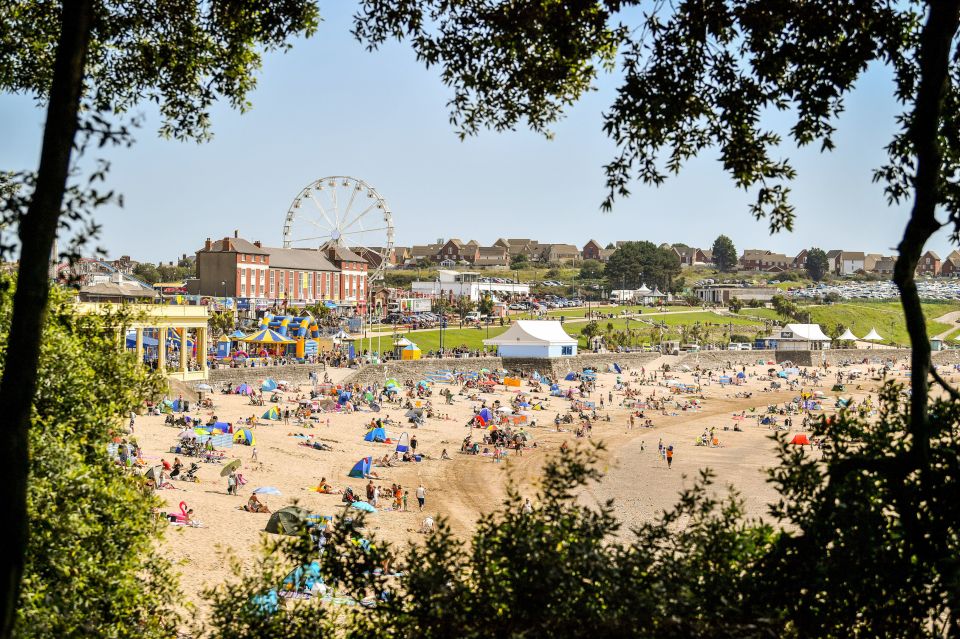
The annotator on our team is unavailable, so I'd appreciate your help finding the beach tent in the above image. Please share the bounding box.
[262,406,281,420]
[863,327,884,341]
[280,560,323,597]
[234,428,255,446]
[478,407,493,423]
[736,371,746,379]
[838,328,860,341]
[347,456,373,478]
[790,433,811,446]
[401,343,422,360]
[565,372,577,381]
[395,432,410,453]
[261,378,278,391]
[234,383,255,396]
[718,376,732,385]
[363,427,388,443]
[265,506,312,535]
[230,330,247,339]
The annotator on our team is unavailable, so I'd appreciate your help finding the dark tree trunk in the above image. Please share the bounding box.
[892,0,960,454]
[0,1,94,636]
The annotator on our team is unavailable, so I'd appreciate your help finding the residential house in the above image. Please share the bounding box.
[539,243,581,263]
[473,246,510,268]
[582,239,603,261]
[916,250,941,276]
[863,253,884,273]
[941,250,960,277]
[874,257,897,275]
[740,250,791,271]
[410,244,442,264]
[838,251,866,275]
[740,250,772,270]
[825,250,842,274]
[793,249,808,270]
[437,238,467,262]
[675,246,710,268]
[598,248,617,262]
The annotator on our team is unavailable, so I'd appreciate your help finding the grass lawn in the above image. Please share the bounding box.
[740,301,960,345]
[358,326,511,353]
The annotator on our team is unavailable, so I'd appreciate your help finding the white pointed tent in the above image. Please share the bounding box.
[862,328,884,341]
[838,328,859,341]
[637,283,652,294]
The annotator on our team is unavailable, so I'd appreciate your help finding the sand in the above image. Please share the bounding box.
[130,358,901,607]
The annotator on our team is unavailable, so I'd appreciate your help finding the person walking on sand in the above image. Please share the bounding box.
[666,446,674,469]
[416,483,427,511]
[251,446,258,462]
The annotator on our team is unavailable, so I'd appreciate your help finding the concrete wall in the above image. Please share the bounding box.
[342,357,505,387]
[675,350,776,368]
[207,363,322,386]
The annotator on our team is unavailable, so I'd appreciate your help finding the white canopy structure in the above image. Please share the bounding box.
[783,324,832,341]
[637,283,652,295]
[862,327,884,341]
[776,323,833,351]
[331,329,351,341]
[393,337,413,347]
[483,320,577,358]
[837,328,860,341]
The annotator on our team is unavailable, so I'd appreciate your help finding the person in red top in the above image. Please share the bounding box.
[666,447,674,469]
[161,458,172,471]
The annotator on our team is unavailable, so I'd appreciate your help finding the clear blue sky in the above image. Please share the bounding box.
[1,2,955,263]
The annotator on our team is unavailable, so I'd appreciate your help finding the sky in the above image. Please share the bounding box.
[2,2,956,264]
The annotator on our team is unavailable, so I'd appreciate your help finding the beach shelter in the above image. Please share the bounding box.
[347,456,373,478]
[565,372,577,381]
[262,406,281,420]
[838,328,860,341]
[478,407,493,423]
[234,383,254,396]
[234,428,256,446]
[736,371,746,379]
[265,506,312,535]
[395,432,410,453]
[401,343,422,360]
[242,328,296,346]
[261,378,278,391]
[790,433,811,446]
[363,427,388,443]
[863,327,883,342]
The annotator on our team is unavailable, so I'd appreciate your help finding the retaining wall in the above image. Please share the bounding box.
[206,363,324,386]
[342,357,504,386]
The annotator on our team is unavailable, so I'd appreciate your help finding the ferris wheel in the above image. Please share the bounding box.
[282,176,395,281]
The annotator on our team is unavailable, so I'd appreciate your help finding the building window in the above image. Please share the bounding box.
[561,346,573,355]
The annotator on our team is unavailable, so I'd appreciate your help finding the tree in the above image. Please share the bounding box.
[604,241,680,291]
[509,253,528,269]
[771,294,799,322]
[477,294,495,317]
[454,298,475,319]
[0,2,319,632]
[578,259,604,280]
[711,235,737,273]
[3,279,177,637]
[132,263,161,284]
[806,248,831,282]
[209,312,235,339]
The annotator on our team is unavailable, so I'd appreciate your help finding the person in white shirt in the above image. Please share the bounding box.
[416,484,427,511]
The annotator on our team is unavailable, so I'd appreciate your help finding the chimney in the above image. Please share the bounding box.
[253,240,262,248]
[234,229,239,238]
[204,238,212,251]
[223,237,231,251]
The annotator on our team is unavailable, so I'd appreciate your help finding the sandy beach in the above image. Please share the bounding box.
[131,357,902,607]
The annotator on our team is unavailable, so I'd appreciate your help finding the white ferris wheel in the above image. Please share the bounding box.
[282,176,395,281]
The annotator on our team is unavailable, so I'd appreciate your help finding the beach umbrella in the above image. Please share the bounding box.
[254,486,282,496]
[220,459,242,477]
[179,430,198,440]
[196,383,213,391]
[351,501,376,513]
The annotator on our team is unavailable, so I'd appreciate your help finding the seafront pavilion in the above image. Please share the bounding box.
[74,302,211,382]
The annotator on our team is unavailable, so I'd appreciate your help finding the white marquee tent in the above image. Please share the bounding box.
[838,328,860,341]
[862,328,884,341]
[484,320,577,358]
